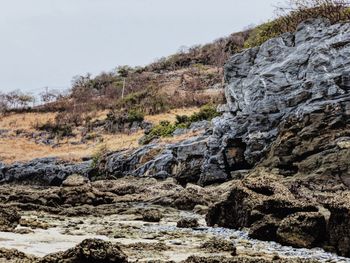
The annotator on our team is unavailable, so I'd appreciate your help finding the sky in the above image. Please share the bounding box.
[0,0,280,95]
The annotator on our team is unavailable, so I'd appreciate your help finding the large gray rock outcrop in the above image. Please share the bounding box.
[102,136,208,185]
[0,158,92,186]
[201,18,350,184]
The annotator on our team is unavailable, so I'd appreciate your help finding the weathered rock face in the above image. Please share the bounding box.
[101,136,209,185]
[263,104,350,188]
[326,194,350,257]
[206,171,325,248]
[0,206,21,232]
[202,18,350,184]
[2,19,350,188]
[59,175,114,206]
[39,239,128,263]
[0,158,92,186]
[276,212,327,248]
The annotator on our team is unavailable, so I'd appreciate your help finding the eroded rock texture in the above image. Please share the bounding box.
[202,18,350,185]
[39,239,128,263]
[206,171,326,248]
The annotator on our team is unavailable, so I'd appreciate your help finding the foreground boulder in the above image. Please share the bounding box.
[326,194,350,257]
[276,212,327,248]
[0,247,36,263]
[40,239,128,263]
[59,175,114,206]
[0,206,21,232]
[206,171,324,248]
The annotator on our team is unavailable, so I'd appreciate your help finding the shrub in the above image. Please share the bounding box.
[104,109,144,133]
[34,121,73,139]
[245,0,350,48]
[127,110,144,123]
[189,104,220,123]
[116,88,169,115]
[140,104,220,145]
[91,144,108,169]
[175,115,190,125]
[244,21,282,48]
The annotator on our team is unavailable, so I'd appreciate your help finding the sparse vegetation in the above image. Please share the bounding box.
[34,121,73,139]
[245,0,350,48]
[91,144,109,169]
[140,104,220,145]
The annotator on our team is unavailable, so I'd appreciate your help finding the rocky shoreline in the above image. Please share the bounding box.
[0,174,348,262]
[1,18,350,261]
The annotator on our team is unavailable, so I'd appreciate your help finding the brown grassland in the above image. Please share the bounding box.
[0,108,199,164]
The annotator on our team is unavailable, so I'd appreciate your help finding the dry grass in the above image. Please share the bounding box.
[0,112,56,131]
[0,131,144,164]
[0,107,200,164]
[145,107,199,124]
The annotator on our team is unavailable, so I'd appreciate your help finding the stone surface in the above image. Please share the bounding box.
[39,239,128,263]
[0,158,92,186]
[201,18,350,184]
[177,217,199,228]
[0,206,21,232]
[206,171,321,246]
[276,212,327,248]
[142,209,162,222]
[326,194,350,257]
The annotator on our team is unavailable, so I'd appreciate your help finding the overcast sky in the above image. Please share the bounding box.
[0,0,280,95]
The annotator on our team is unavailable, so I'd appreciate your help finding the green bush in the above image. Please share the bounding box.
[127,110,144,123]
[140,104,220,145]
[189,104,220,122]
[244,21,282,48]
[35,121,73,139]
[175,115,190,125]
[91,144,108,169]
[140,121,176,145]
[244,0,350,48]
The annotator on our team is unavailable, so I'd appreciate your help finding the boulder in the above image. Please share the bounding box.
[0,207,21,232]
[60,175,113,206]
[0,158,92,186]
[206,172,320,246]
[276,212,327,248]
[201,238,236,254]
[327,195,350,257]
[177,217,199,228]
[39,239,128,263]
[172,184,209,211]
[142,209,162,222]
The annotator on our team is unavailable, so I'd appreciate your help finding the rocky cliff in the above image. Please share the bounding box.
[2,18,350,188]
[202,18,350,185]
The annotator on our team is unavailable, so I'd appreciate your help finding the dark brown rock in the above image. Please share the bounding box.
[0,206,21,232]
[39,239,128,263]
[206,172,321,247]
[327,198,350,257]
[249,215,280,242]
[142,209,162,222]
[177,218,199,228]
[276,212,327,248]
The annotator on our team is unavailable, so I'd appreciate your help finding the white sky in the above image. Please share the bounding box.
[0,0,280,95]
